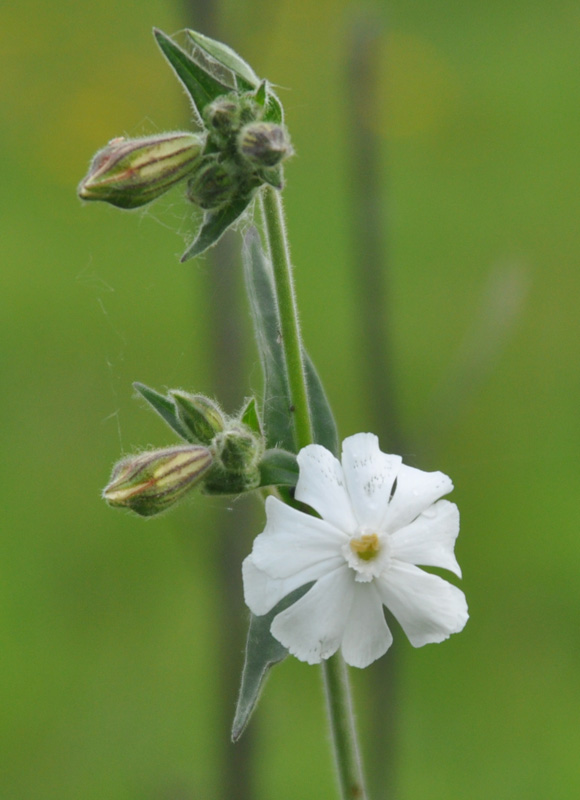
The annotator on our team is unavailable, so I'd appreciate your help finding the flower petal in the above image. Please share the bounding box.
[381,463,453,533]
[242,554,342,616]
[340,582,393,668]
[295,444,358,534]
[388,500,462,577]
[376,562,468,647]
[270,566,354,664]
[341,433,402,530]
[252,496,346,578]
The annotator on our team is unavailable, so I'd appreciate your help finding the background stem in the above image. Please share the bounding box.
[345,14,401,799]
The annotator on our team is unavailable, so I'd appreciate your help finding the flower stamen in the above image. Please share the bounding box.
[350,533,380,562]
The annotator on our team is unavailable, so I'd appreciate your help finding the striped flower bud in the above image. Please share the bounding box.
[78,132,204,209]
[103,445,213,517]
[238,122,292,168]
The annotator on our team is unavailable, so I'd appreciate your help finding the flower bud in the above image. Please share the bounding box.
[103,445,213,517]
[203,425,264,495]
[78,132,204,209]
[204,97,240,137]
[238,122,292,168]
[170,391,225,445]
[186,157,236,209]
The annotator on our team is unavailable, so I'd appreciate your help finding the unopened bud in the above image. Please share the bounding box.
[204,97,240,137]
[203,425,264,495]
[170,391,225,445]
[103,445,213,516]
[186,157,235,209]
[78,132,204,209]
[238,122,292,168]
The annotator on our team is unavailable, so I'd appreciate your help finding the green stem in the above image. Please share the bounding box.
[260,185,368,800]
[323,654,368,800]
[260,186,314,451]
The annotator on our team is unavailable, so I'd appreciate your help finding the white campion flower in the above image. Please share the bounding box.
[243,433,468,668]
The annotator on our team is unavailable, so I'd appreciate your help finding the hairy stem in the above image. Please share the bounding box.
[323,654,368,800]
[260,185,368,800]
[260,186,314,451]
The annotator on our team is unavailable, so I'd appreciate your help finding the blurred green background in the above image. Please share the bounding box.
[2,1,579,798]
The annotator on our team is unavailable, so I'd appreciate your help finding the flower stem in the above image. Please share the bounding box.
[260,185,368,800]
[322,654,368,800]
[260,186,314,451]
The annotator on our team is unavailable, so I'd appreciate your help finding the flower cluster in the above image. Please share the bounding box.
[243,433,468,668]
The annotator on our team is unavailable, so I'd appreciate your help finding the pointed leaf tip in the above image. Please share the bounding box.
[186,29,260,90]
[133,382,191,441]
[153,28,231,122]
[232,583,312,741]
[181,194,252,261]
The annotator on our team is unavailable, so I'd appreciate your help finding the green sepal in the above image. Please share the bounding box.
[239,396,262,436]
[201,466,261,495]
[304,353,339,456]
[181,193,253,261]
[132,382,191,442]
[258,448,298,488]
[265,92,284,125]
[242,227,294,451]
[153,28,232,123]
[253,80,284,125]
[232,583,313,741]
[171,391,225,445]
[255,164,284,190]
[254,81,267,107]
[186,29,259,91]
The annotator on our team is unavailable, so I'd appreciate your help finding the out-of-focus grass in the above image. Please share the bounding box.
[1,1,579,798]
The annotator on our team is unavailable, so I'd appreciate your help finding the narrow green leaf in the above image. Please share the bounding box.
[181,194,252,261]
[232,583,313,741]
[258,448,298,488]
[304,353,339,456]
[186,29,260,90]
[242,228,294,451]
[239,396,262,436]
[153,28,231,122]
[132,382,191,441]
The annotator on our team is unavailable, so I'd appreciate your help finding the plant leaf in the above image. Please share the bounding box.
[232,583,312,741]
[186,29,259,90]
[242,228,294,451]
[181,194,252,261]
[304,352,339,456]
[132,382,191,441]
[263,89,284,124]
[154,28,231,123]
[239,396,262,435]
[258,448,298,488]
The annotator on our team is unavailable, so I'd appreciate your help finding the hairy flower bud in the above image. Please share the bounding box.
[238,122,292,168]
[204,97,240,137]
[103,445,213,516]
[170,391,225,445]
[186,157,235,209]
[202,425,264,495]
[78,132,204,209]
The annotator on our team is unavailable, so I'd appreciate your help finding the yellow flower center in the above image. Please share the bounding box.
[349,533,380,562]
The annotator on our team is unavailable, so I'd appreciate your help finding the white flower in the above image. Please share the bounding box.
[243,433,468,668]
